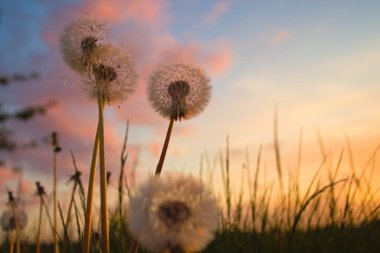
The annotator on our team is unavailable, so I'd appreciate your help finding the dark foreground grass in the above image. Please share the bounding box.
[2,220,380,253]
[206,220,380,253]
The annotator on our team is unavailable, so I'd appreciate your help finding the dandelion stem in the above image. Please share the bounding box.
[129,119,175,253]
[98,95,110,253]
[10,202,20,253]
[9,230,15,253]
[82,120,100,253]
[53,150,59,253]
[36,196,43,253]
[155,118,175,175]
[16,230,20,253]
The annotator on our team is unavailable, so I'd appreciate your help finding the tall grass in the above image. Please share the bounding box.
[1,119,380,253]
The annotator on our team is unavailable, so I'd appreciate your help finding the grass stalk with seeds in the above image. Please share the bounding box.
[51,132,61,253]
[35,182,45,253]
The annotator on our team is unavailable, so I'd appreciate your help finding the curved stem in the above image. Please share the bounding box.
[64,182,77,244]
[129,118,175,253]
[82,122,100,253]
[98,95,109,253]
[155,118,175,175]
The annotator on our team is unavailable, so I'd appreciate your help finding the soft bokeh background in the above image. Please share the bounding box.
[1,0,380,240]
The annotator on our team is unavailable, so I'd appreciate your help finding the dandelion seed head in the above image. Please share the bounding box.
[60,18,108,73]
[148,64,211,121]
[158,200,191,227]
[127,173,219,252]
[83,44,137,104]
[1,209,28,231]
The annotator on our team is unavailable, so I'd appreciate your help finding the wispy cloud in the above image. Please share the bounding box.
[1,0,233,191]
[87,0,170,25]
[269,29,291,45]
[203,1,229,24]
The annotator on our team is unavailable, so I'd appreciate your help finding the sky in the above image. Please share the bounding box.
[0,0,380,239]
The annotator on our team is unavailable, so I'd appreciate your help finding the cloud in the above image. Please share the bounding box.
[201,41,233,75]
[87,0,169,25]
[269,29,291,45]
[204,1,229,24]
[0,166,19,192]
[0,0,234,221]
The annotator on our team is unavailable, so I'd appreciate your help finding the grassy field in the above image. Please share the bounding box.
[1,126,380,253]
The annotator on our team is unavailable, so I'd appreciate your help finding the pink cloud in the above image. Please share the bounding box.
[175,125,196,137]
[2,0,234,211]
[88,0,169,24]
[150,36,233,75]
[269,29,291,45]
[204,1,229,24]
[0,166,18,192]
[149,142,162,157]
[201,41,233,75]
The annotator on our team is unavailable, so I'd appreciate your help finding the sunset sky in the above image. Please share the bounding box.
[1,0,380,236]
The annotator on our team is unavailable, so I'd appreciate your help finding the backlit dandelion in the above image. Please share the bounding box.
[128,173,219,253]
[60,17,137,253]
[81,43,136,253]
[144,63,212,179]
[148,63,211,121]
[83,44,137,104]
[60,18,108,73]
[0,209,28,231]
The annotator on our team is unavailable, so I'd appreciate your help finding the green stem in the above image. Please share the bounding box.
[98,95,109,253]
[82,122,100,253]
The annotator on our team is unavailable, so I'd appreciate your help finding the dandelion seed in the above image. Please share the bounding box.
[60,18,108,73]
[83,44,137,104]
[127,173,219,253]
[148,64,211,121]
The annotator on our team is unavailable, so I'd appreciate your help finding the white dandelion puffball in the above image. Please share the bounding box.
[127,173,219,253]
[83,44,137,104]
[148,64,211,121]
[60,18,109,73]
[1,209,28,231]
